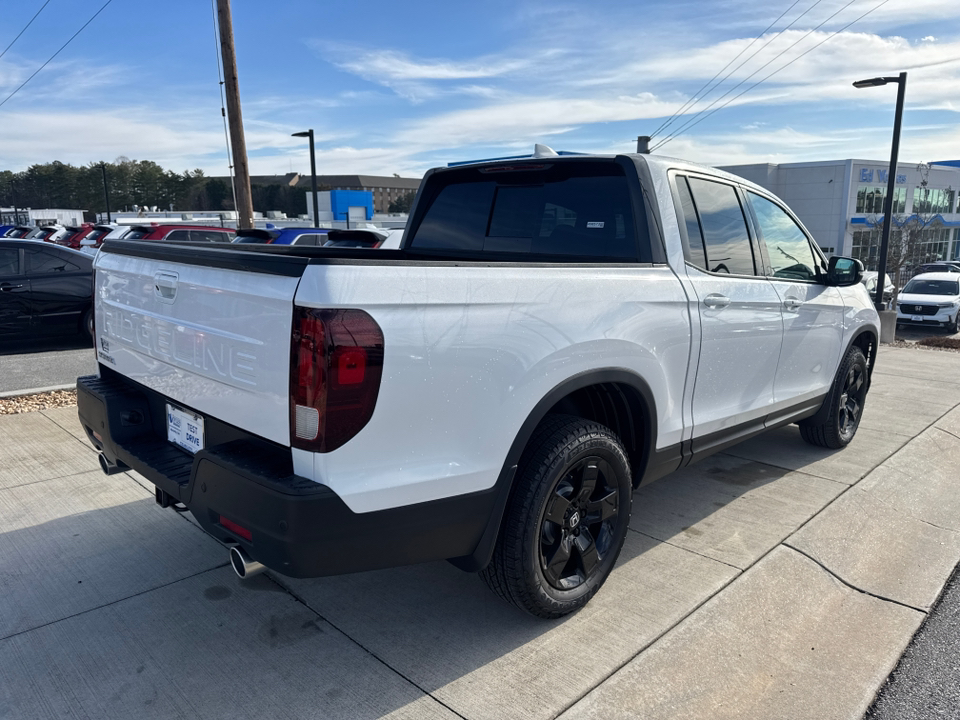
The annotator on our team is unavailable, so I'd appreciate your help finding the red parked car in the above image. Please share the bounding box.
[123,224,236,243]
[57,223,97,249]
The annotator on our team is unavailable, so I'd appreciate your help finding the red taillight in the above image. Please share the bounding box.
[219,516,252,541]
[290,308,384,452]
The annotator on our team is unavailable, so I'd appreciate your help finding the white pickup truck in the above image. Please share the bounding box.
[78,149,879,618]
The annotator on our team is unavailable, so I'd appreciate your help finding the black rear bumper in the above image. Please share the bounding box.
[77,368,496,578]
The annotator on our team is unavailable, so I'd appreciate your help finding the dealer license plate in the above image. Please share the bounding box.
[911,315,924,322]
[166,404,204,454]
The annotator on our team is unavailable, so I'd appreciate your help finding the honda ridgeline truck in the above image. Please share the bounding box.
[78,149,879,618]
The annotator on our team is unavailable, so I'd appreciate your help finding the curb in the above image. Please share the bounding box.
[0,383,77,399]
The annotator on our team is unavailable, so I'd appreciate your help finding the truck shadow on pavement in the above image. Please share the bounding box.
[1,429,858,720]
[0,333,91,356]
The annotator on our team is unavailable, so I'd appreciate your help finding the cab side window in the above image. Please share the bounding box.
[748,192,819,281]
[686,177,756,275]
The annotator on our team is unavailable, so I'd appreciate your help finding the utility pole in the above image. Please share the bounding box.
[216,0,255,229]
[100,163,112,223]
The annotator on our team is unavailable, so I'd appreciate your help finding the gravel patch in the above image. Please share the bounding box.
[0,389,78,415]
[888,339,960,353]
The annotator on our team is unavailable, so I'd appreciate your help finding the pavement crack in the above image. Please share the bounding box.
[628,527,745,571]
[934,425,960,444]
[782,543,927,615]
[264,574,470,720]
[0,563,228,643]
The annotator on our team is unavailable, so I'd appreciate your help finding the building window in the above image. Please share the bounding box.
[855,186,906,214]
[913,187,955,215]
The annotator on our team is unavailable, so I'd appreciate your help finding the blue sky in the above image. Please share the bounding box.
[0,0,958,178]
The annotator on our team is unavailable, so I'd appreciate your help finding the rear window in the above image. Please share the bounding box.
[124,229,149,240]
[409,162,642,260]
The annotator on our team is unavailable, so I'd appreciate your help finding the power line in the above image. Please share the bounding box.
[650,0,817,140]
[652,0,859,151]
[651,0,892,152]
[0,0,114,111]
[0,0,51,61]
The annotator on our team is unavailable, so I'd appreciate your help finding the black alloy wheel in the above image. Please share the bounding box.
[799,345,869,449]
[479,414,632,618]
[539,457,619,591]
[837,363,866,443]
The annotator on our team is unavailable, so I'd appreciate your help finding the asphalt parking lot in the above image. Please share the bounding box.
[0,335,95,395]
[2,345,960,719]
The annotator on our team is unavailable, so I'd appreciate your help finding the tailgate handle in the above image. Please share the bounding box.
[154,272,179,302]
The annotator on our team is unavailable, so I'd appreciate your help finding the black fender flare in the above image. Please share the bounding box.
[449,368,660,572]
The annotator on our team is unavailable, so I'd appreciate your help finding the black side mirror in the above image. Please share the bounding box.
[826,256,863,287]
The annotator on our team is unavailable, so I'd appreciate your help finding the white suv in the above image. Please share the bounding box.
[897,272,960,333]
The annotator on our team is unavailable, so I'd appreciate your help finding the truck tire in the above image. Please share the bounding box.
[479,414,632,618]
[80,308,94,345]
[799,345,868,449]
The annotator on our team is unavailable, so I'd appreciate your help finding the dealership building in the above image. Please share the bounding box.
[718,159,960,269]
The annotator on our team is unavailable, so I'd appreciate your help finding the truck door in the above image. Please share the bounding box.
[674,175,784,446]
[745,191,843,410]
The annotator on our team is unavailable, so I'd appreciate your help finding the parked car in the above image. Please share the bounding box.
[79,149,879,618]
[0,225,15,237]
[6,226,38,239]
[860,271,894,306]
[0,239,93,340]
[124,224,236,243]
[232,227,331,245]
[918,262,960,274]
[896,272,960,332]
[32,225,69,244]
[57,223,98,249]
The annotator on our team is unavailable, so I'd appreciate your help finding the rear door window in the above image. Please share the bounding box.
[675,176,707,271]
[165,230,190,242]
[686,177,756,276]
[0,248,19,276]
[193,230,232,242]
[26,249,80,274]
[410,162,640,260]
[292,234,321,246]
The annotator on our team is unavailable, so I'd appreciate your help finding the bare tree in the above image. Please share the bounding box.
[863,163,954,303]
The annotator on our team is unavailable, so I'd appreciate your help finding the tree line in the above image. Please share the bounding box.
[0,159,314,220]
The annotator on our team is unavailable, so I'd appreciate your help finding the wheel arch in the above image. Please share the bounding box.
[449,368,658,573]
[847,326,878,381]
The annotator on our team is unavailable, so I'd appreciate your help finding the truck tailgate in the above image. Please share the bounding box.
[93,247,303,446]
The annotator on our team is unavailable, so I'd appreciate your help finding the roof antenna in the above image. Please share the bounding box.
[533,143,559,158]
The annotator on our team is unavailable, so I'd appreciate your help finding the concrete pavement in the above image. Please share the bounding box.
[2,346,960,719]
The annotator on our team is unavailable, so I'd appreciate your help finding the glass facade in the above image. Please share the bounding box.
[913,187,955,215]
[855,186,906,214]
[851,227,952,272]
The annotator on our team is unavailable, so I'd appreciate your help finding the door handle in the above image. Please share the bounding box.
[0,283,23,292]
[702,294,730,309]
[782,297,803,311]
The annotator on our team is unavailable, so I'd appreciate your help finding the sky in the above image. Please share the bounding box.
[0,0,958,179]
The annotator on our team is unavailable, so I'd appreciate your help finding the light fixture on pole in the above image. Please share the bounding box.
[853,72,906,312]
[292,130,319,226]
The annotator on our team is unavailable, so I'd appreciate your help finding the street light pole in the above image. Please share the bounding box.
[100,162,112,223]
[292,130,319,225]
[853,72,907,312]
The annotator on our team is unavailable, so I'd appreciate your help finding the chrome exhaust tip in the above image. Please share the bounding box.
[229,545,265,580]
[98,453,126,475]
